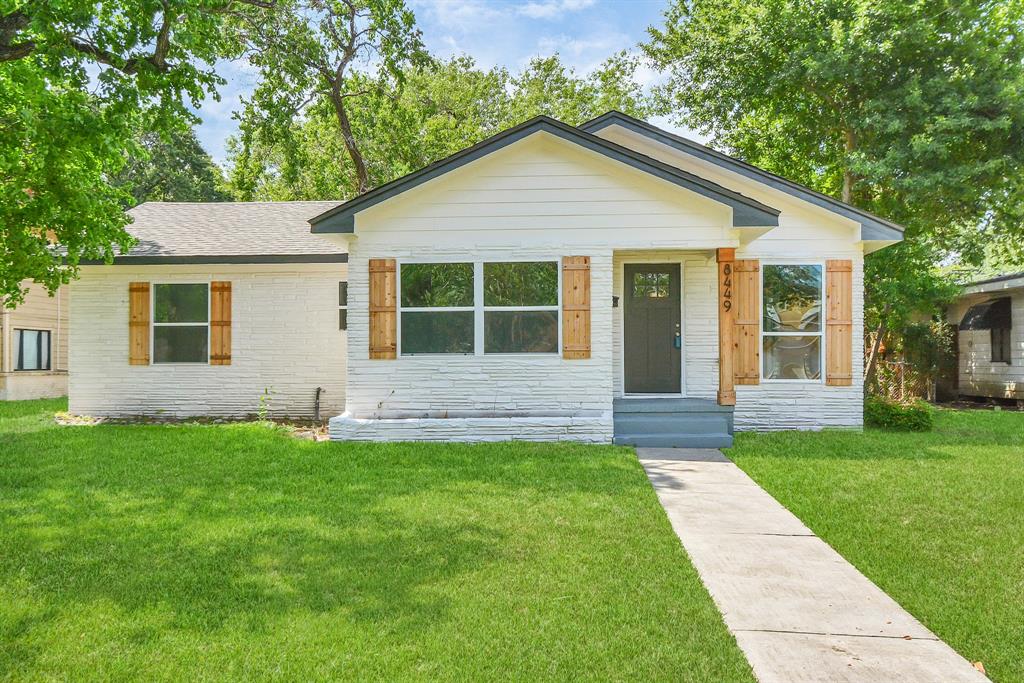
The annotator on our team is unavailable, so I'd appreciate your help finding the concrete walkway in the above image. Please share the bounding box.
[638,448,989,683]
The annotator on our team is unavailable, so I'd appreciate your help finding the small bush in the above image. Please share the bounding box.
[865,396,935,431]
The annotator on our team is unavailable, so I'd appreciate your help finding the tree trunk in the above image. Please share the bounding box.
[842,128,857,204]
[864,303,891,389]
[328,88,369,194]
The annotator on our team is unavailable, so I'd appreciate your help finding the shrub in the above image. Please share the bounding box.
[864,396,934,431]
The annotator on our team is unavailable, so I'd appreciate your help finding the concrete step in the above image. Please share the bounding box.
[614,413,732,436]
[613,397,733,414]
[614,433,734,448]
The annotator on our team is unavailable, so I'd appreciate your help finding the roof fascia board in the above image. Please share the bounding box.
[79,254,348,265]
[309,117,780,233]
[581,112,905,243]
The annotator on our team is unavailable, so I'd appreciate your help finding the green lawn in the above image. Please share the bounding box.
[0,399,753,682]
[729,409,1024,683]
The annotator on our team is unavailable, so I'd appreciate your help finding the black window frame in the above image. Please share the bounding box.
[991,326,1012,364]
[15,329,52,371]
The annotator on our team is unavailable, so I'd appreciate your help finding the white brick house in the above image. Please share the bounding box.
[69,112,904,446]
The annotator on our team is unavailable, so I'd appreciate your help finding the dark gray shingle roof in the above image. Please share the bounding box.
[111,201,346,263]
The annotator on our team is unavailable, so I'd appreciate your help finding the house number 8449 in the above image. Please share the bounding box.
[721,263,733,311]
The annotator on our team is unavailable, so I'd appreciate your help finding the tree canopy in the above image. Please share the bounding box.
[0,0,266,305]
[113,127,230,206]
[645,0,1024,374]
[227,52,652,200]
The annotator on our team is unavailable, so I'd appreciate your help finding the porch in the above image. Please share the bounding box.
[611,248,743,447]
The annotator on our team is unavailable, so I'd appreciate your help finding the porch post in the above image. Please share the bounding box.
[717,248,736,406]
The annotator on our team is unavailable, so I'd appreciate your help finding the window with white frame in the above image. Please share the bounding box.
[762,264,823,380]
[152,283,209,363]
[339,282,348,330]
[398,261,560,355]
[15,329,51,371]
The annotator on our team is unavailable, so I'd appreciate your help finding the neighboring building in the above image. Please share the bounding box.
[948,272,1022,402]
[69,112,904,446]
[0,282,69,400]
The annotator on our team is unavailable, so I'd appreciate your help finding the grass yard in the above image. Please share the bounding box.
[0,399,753,682]
[729,409,1024,683]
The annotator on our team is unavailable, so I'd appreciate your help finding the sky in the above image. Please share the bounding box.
[194,0,696,165]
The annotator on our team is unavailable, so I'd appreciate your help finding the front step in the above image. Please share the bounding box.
[613,397,734,449]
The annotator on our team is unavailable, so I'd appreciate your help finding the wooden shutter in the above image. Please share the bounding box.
[562,256,591,359]
[826,259,854,386]
[128,282,150,365]
[734,259,760,385]
[369,259,397,359]
[210,281,232,365]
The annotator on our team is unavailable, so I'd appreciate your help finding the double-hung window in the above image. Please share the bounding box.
[15,329,51,371]
[483,262,559,353]
[762,264,823,381]
[400,263,476,354]
[339,282,348,330]
[398,260,560,355]
[152,283,209,363]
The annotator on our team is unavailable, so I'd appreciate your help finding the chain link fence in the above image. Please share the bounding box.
[870,360,935,402]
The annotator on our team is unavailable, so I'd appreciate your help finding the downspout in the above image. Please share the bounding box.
[314,386,324,422]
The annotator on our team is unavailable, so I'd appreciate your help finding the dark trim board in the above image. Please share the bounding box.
[79,254,349,265]
[308,115,781,233]
[580,111,905,243]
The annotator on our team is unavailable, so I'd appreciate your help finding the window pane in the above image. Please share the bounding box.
[154,284,208,323]
[485,311,558,353]
[401,311,474,354]
[763,336,821,380]
[484,262,558,306]
[339,282,348,306]
[401,263,473,307]
[19,330,37,369]
[763,265,821,332]
[154,326,208,363]
[633,272,670,299]
[39,331,50,370]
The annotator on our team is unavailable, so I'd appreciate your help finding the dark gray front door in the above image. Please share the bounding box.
[624,263,681,394]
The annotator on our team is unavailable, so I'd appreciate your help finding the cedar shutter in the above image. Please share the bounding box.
[369,259,397,359]
[210,281,232,365]
[826,259,854,386]
[734,259,760,385]
[128,282,150,365]
[562,256,591,359]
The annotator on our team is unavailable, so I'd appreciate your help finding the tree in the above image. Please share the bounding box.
[0,0,267,305]
[232,0,430,196]
[227,53,653,200]
[645,0,1024,379]
[113,127,231,206]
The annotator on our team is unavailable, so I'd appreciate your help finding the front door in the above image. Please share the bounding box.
[624,263,681,394]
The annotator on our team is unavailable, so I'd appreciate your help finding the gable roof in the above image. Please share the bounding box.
[90,201,348,265]
[308,115,781,233]
[579,111,905,244]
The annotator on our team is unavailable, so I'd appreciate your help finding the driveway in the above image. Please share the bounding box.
[638,448,989,683]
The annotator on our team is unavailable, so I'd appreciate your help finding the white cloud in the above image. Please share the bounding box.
[518,0,596,20]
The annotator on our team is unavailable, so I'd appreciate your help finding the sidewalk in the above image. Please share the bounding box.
[638,448,988,683]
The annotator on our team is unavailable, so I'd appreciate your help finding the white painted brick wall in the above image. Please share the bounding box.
[344,245,615,441]
[69,263,347,418]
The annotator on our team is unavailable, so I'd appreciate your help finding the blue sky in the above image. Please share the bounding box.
[195,0,691,165]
